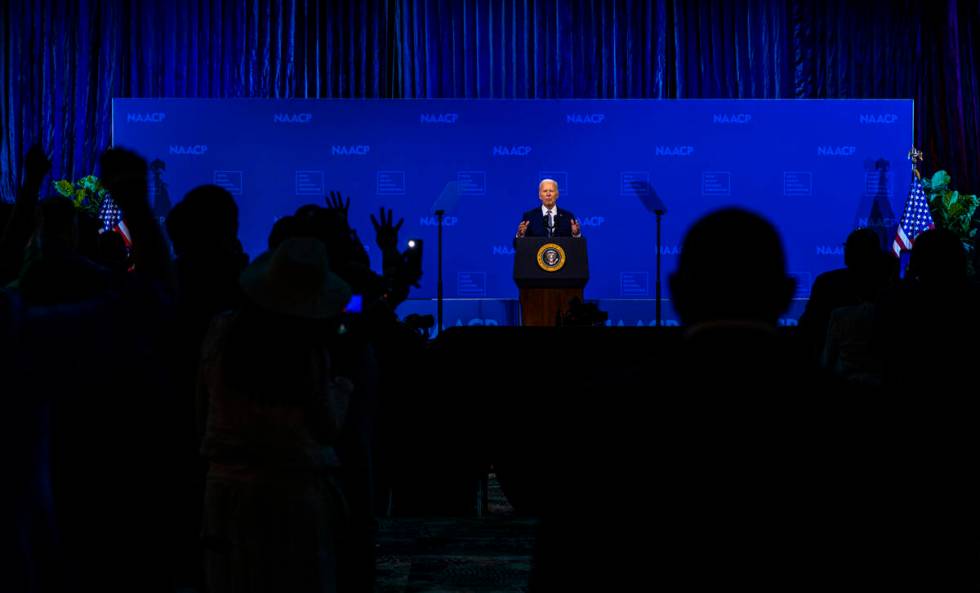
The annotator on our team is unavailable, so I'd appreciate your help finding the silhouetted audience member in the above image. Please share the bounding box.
[0,144,50,285]
[166,184,249,416]
[0,282,63,593]
[872,228,980,586]
[663,210,849,585]
[165,183,249,589]
[285,199,386,308]
[269,196,426,589]
[669,208,798,386]
[268,213,297,250]
[167,184,242,257]
[532,208,908,591]
[798,227,893,365]
[0,146,61,592]
[199,237,353,593]
[661,211,944,587]
[878,227,978,390]
[11,195,110,306]
[3,145,178,593]
[99,146,175,292]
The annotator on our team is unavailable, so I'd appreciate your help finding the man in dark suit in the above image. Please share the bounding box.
[796,227,894,363]
[516,179,582,238]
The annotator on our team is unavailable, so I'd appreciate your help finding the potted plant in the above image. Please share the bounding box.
[922,170,979,276]
[52,175,107,217]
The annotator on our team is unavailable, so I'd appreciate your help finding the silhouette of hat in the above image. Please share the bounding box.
[240,237,351,319]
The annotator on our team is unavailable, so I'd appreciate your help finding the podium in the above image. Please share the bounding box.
[513,237,589,326]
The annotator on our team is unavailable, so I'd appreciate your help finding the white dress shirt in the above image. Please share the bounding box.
[541,205,581,237]
[541,205,557,232]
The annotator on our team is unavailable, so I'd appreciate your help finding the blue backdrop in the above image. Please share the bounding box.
[5,1,977,211]
[113,98,912,303]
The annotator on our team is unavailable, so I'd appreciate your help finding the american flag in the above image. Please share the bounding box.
[97,195,132,247]
[891,174,934,257]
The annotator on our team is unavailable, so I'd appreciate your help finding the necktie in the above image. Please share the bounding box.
[546,211,554,236]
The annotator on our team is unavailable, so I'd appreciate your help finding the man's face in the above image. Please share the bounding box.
[538,181,558,209]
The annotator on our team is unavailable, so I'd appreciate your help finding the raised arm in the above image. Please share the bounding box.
[0,144,51,283]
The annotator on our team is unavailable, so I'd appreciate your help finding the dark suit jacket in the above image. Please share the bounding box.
[796,267,883,361]
[520,207,579,237]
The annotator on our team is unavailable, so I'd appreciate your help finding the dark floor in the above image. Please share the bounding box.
[376,516,536,593]
[375,473,536,593]
[172,474,533,593]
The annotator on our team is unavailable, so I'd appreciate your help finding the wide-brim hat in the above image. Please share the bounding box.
[240,237,352,319]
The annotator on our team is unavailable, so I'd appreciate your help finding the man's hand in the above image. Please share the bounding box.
[24,143,52,185]
[516,220,530,238]
[324,191,351,226]
[370,207,404,252]
[571,219,581,237]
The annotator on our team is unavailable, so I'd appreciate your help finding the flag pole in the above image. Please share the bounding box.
[907,146,923,180]
[893,146,926,274]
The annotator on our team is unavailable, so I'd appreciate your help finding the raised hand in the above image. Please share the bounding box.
[516,220,530,238]
[571,219,581,237]
[324,191,351,225]
[370,207,404,252]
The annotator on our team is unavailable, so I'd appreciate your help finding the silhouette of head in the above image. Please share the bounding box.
[844,227,883,271]
[98,147,149,207]
[239,237,352,319]
[670,208,795,326]
[268,215,296,250]
[908,228,967,286]
[166,184,240,257]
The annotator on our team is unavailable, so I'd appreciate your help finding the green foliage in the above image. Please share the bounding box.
[922,170,979,275]
[52,175,107,217]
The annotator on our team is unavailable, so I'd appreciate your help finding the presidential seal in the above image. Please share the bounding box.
[536,243,566,272]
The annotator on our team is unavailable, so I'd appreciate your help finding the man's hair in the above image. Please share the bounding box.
[166,184,239,256]
[670,207,794,325]
[539,178,559,191]
[844,227,883,270]
[909,228,967,285]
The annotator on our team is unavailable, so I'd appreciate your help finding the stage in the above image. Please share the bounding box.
[395,297,811,336]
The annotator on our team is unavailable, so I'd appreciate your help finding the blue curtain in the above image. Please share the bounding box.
[3,0,978,200]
